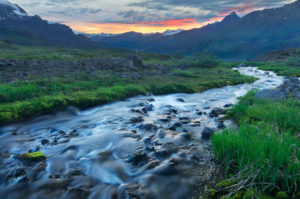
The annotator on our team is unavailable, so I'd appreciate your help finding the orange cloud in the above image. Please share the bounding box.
[66,17,224,34]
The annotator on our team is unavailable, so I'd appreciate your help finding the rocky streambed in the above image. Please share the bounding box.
[0,67,284,199]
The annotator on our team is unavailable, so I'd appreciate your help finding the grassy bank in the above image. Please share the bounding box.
[0,67,253,125]
[211,92,300,198]
[0,46,255,125]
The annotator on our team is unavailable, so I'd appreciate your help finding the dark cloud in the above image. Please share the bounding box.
[128,0,295,21]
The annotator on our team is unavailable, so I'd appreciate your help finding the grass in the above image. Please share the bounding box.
[212,92,300,197]
[0,45,255,124]
[0,44,171,61]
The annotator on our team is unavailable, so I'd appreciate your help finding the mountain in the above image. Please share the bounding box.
[97,0,300,60]
[87,29,183,43]
[0,0,93,46]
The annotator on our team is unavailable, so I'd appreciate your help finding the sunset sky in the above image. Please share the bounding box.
[10,0,296,34]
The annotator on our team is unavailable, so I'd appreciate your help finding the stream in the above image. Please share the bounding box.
[0,67,284,199]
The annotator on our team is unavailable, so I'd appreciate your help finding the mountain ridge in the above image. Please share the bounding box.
[0,0,94,47]
[96,0,300,60]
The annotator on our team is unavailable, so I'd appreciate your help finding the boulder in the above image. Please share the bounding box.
[138,124,158,131]
[202,127,215,140]
[17,151,46,163]
[128,153,148,166]
[128,55,144,70]
[129,116,144,124]
[209,108,226,117]
[177,98,185,102]
[41,139,50,145]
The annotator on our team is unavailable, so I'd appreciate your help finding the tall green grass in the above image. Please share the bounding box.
[212,92,300,196]
[228,91,300,134]
[212,124,299,194]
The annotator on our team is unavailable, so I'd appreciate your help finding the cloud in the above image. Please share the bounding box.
[128,0,295,21]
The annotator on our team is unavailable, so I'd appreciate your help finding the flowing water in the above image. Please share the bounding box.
[0,67,284,199]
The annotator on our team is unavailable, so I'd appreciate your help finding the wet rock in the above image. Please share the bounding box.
[153,163,178,175]
[63,188,89,199]
[143,135,154,144]
[67,169,83,177]
[202,127,215,140]
[158,117,170,123]
[167,122,182,131]
[5,168,27,183]
[14,168,26,177]
[41,139,50,145]
[146,160,160,169]
[137,124,158,131]
[209,108,226,117]
[143,104,154,112]
[17,151,46,163]
[192,120,201,127]
[146,98,155,102]
[223,103,233,108]
[196,110,203,115]
[49,128,66,135]
[181,132,192,139]
[130,116,144,124]
[177,98,185,102]
[158,105,177,115]
[179,117,191,124]
[131,108,146,115]
[69,130,79,137]
[154,143,178,158]
[29,162,47,181]
[157,129,166,139]
[128,153,148,166]
[217,122,226,129]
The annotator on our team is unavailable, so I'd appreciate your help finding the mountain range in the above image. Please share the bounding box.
[93,0,300,60]
[0,0,300,60]
[0,0,93,46]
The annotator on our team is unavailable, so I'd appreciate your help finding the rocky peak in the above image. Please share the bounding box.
[221,12,240,24]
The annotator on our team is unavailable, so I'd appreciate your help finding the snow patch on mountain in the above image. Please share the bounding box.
[163,29,183,36]
[0,0,27,17]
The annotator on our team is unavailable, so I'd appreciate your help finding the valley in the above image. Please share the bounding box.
[0,0,299,199]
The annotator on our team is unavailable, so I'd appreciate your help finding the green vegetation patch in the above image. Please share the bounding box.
[212,92,300,197]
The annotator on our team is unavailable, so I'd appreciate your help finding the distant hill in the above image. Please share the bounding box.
[0,0,93,47]
[96,0,300,60]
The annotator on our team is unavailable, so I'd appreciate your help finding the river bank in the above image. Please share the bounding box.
[0,67,285,199]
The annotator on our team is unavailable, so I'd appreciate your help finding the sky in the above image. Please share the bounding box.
[8,0,296,34]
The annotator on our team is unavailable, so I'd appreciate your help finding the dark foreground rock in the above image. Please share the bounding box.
[202,128,215,140]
